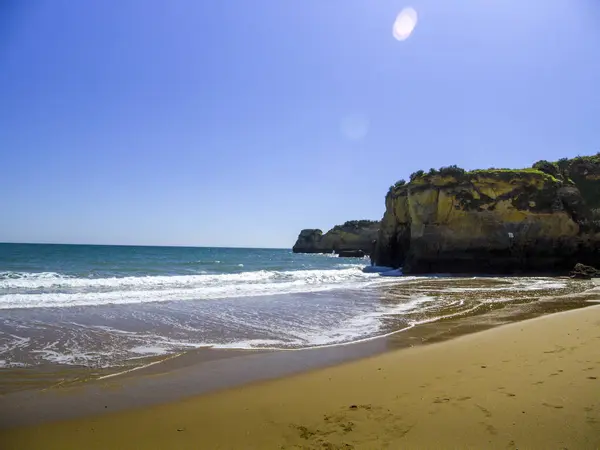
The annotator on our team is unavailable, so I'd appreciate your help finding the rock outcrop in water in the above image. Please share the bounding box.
[293,220,379,255]
[570,263,600,279]
[374,155,600,274]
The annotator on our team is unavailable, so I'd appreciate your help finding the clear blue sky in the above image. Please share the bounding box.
[1,0,599,247]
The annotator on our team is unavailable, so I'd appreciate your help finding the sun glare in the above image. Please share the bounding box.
[393,7,418,41]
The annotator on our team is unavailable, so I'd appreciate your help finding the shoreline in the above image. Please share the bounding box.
[1,302,599,448]
[1,275,595,397]
[0,288,597,427]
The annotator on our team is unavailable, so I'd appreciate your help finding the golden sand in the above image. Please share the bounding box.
[2,305,599,449]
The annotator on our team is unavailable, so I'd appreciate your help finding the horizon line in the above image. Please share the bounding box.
[0,241,290,250]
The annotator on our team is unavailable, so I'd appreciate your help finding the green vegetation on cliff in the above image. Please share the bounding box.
[389,154,600,198]
[333,220,379,230]
[529,154,600,229]
[375,152,600,274]
[388,179,407,195]
[531,153,600,211]
[388,168,558,200]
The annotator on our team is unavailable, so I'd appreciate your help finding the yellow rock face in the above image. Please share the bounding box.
[405,174,579,243]
[375,170,588,271]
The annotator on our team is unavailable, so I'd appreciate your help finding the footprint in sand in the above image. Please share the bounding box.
[475,404,492,418]
[478,421,498,435]
[340,422,355,433]
[291,404,412,448]
[543,346,566,354]
[542,402,564,409]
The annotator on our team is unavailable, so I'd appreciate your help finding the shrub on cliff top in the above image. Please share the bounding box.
[409,170,425,181]
[407,166,465,182]
[532,159,553,169]
[557,158,570,170]
[571,152,600,164]
[532,160,559,178]
[553,153,600,175]
[438,165,466,178]
[388,179,406,195]
[339,220,378,229]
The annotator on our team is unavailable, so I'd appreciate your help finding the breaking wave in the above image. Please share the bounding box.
[0,267,390,309]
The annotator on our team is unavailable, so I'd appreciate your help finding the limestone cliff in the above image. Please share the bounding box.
[374,155,600,274]
[293,220,379,255]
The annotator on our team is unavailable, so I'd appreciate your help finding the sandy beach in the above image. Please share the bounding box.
[1,304,598,449]
[4,0,600,448]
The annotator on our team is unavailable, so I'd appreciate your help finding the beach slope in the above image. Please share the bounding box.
[2,305,599,449]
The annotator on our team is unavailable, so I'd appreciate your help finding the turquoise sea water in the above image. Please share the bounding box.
[0,243,586,369]
[0,244,371,308]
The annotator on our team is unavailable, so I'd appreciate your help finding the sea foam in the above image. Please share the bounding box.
[0,267,395,309]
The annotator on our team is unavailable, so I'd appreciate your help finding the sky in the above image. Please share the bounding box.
[1,0,599,248]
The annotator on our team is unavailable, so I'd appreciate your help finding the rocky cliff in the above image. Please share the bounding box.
[293,220,380,255]
[374,155,600,274]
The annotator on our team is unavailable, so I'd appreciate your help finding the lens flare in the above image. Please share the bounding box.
[393,7,418,41]
[340,114,370,141]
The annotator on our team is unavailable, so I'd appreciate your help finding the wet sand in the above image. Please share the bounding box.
[1,303,599,449]
[1,275,594,397]
[0,288,594,428]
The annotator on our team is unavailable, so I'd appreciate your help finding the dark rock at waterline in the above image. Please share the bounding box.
[337,250,365,258]
[570,263,600,279]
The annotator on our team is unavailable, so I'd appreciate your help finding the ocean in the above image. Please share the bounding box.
[0,243,592,372]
